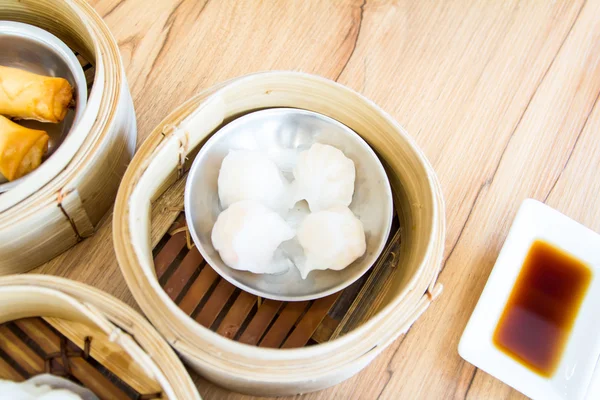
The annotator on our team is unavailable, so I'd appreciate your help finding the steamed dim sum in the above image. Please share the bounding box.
[212,200,295,274]
[291,143,355,212]
[218,150,289,213]
[0,378,84,400]
[296,206,366,279]
[0,65,73,123]
[0,115,49,181]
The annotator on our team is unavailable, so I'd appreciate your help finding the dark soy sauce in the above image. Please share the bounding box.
[493,240,592,377]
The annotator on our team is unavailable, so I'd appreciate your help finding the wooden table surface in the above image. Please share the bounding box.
[34,0,600,398]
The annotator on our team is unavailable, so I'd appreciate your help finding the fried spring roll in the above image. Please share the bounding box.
[0,65,74,123]
[0,115,49,181]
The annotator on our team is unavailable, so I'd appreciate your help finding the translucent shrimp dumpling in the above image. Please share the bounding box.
[292,143,356,212]
[0,378,85,400]
[296,206,366,279]
[212,200,295,274]
[218,150,289,213]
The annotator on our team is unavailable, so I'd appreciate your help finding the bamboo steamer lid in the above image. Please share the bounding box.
[114,72,445,396]
[0,274,201,399]
[0,0,137,275]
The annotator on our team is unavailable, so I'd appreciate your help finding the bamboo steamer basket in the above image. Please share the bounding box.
[114,71,445,396]
[0,0,136,275]
[0,274,200,399]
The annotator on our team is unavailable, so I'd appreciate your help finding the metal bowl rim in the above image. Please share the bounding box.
[0,21,88,192]
[185,107,394,301]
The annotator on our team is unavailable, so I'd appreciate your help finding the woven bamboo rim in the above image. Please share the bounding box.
[114,72,445,395]
[0,274,200,399]
[0,0,136,275]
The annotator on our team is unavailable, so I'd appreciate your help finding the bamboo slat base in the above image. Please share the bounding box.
[0,317,162,400]
[154,212,401,349]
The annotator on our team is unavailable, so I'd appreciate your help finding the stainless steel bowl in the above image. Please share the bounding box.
[185,108,394,301]
[0,21,87,192]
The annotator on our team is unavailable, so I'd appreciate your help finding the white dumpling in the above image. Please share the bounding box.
[38,392,83,400]
[296,206,366,279]
[218,150,289,213]
[292,143,356,212]
[212,200,295,274]
[0,379,83,400]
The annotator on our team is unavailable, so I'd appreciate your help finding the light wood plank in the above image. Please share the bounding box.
[216,291,257,340]
[378,0,600,397]
[468,13,600,398]
[282,294,340,349]
[0,355,24,382]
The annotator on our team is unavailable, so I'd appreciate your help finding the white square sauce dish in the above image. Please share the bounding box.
[459,199,600,400]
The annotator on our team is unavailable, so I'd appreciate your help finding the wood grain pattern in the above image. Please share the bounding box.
[154,232,187,278]
[29,0,600,398]
[0,355,23,382]
[330,229,401,340]
[194,279,237,328]
[178,262,219,315]
[44,317,163,394]
[151,211,390,350]
[238,300,283,346]
[216,291,257,339]
[0,325,44,375]
[163,247,204,301]
[282,294,341,349]
[1,319,133,399]
[259,302,309,348]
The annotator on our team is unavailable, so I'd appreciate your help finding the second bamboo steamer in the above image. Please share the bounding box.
[0,0,137,275]
[0,274,200,399]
